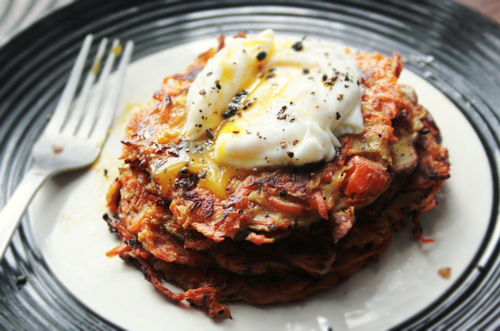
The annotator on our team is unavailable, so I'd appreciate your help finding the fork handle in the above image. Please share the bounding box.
[0,168,49,259]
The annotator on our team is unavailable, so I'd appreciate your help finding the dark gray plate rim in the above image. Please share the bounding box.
[1,0,500,330]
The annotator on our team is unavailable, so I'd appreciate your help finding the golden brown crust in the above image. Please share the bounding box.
[105,35,450,317]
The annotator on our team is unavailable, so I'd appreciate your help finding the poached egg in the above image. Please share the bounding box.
[155,30,364,198]
[185,29,363,168]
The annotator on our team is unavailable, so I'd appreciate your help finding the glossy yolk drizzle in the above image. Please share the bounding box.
[154,58,304,198]
[154,139,251,199]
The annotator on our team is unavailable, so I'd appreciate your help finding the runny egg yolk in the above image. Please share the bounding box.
[154,140,251,199]
[154,29,364,199]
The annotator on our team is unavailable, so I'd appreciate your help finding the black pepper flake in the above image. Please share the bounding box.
[16,275,27,287]
[266,73,275,80]
[199,89,206,95]
[277,105,288,120]
[303,68,309,74]
[357,80,360,86]
[336,112,341,120]
[104,169,108,177]
[215,82,221,90]
[218,310,225,315]
[322,74,328,82]
[232,130,240,134]
[223,90,249,118]
[292,41,303,51]
[177,167,189,177]
[125,239,139,246]
[198,170,207,179]
[293,140,299,145]
[163,93,172,109]
[280,189,287,196]
[324,75,338,87]
[256,51,267,61]
[242,99,254,110]
[345,84,349,88]
[222,104,238,119]
[206,129,214,139]
[168,149,179,157]
[287,151,294,158]
[344,75,349,81]
[337,94,344,101]
[207,72,212,76]
[378,134,382,138]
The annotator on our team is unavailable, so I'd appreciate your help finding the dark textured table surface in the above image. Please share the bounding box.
[459,0,500,22]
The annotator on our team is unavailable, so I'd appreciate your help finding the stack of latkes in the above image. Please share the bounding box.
[105,35,450,318]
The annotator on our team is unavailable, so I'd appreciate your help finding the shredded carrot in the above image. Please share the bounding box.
[129,215,147,233]
[418,233,435,243]
[312,191,329,220]
[267,196,303,216]
[106,244,132,257]
[423,198,437,212]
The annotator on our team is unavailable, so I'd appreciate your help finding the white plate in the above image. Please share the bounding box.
[29,37,492,331]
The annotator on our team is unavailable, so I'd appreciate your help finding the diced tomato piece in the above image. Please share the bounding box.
[343,156,390,198]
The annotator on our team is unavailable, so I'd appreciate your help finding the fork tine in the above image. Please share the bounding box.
[92,40,134,143]
[46,34,93,134]
[62,38,108,136]
[76,39,120,139]
[76,39,121,139]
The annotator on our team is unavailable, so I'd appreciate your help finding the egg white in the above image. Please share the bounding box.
[185,29,363,169]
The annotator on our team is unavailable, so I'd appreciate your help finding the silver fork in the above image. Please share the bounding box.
[0,35,134,259]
